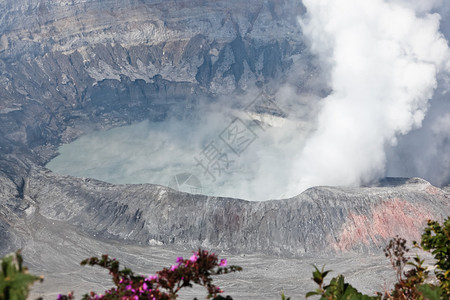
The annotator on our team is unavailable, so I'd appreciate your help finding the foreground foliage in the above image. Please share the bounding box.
[57,249,241,300]
[0,250,43,300]
[415,218,450,297]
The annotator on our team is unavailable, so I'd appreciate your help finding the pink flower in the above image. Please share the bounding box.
[176,256,184,264]
[142,283,148,291]
[146,274,158,281]
[218,259,227,267]
[170,264,178,271]
[189,254,198,263]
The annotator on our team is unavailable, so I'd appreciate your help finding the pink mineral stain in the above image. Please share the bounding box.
[330,198,435,251]
[425,185,443,196]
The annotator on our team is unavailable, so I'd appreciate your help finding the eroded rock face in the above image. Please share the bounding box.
[0,0,315,178]
[7,166,448,257]
[0,0,448,260]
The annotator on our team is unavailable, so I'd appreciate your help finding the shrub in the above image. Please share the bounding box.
[57,249,241,300]
[414,218,450,298]
[305,265,379,300]
[0,250,43,300]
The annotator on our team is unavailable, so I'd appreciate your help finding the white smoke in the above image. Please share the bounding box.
[287,0,450,194]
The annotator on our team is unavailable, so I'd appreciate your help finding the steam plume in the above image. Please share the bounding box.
[287,0,450,194]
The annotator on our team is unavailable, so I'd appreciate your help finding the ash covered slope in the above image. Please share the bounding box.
[0,0,448,259]
[4,166,448,257]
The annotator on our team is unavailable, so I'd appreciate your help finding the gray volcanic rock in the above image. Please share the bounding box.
[5,166,448,257]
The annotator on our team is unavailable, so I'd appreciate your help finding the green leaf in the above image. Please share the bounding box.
[305,291,320,298]
[417,284,442,300]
